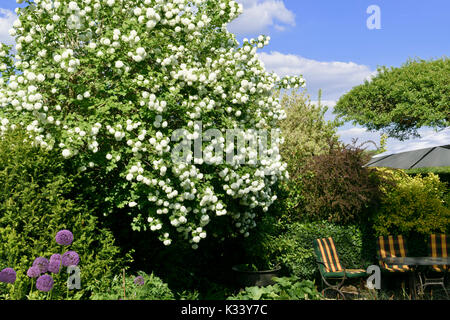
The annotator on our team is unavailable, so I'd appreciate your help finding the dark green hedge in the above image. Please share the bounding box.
[405,166,450,185]
[0,129,128,300]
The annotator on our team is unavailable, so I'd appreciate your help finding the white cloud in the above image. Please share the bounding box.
[310,100,337,122]
[336,126,382,149]
[259,51,375,100]
[337,127,369,137]
[375,127,450,157]
[228,0,295,35]
[334,125,450,154]
[0,8,16,45]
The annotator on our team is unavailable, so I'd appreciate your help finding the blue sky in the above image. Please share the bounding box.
[228,0,450,152]
[1,0,449,152]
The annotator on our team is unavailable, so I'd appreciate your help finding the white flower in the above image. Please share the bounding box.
[136,47,146,56]
[68,1,78,10]
[128,201,137,207]
[26,72,36,81]
[115,60,124,68]
[13,19,21,28]
[133,7,142,16]
[106,153,113,160]
[62,149,71,158]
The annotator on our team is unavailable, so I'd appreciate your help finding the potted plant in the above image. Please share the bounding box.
[230,211,284,288]
[232,262,282,287]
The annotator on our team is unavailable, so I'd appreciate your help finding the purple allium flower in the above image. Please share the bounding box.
[50,253,61,263]
[26,266,41,278]
[62,251,80,267]
[48,254,62,274]
[32,257,49,274]
[36,274,54,292]
[48,260,61,274]
[55,229,74,246]
[134,275,145,286]
[0,268,16,284]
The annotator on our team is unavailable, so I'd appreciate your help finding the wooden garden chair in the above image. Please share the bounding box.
[313,237,367,299]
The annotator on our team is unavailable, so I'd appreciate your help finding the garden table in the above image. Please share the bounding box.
[382,257,450,299]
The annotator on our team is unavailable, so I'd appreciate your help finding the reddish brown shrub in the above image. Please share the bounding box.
[299,140,386,224]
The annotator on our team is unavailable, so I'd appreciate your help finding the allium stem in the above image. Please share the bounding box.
[122,269,126,300]
[11,282,15,299]
[29,278,34,297]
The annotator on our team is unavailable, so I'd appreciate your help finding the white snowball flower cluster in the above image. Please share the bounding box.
[0,0,304,249]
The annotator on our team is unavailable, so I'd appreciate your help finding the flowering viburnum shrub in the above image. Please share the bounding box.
[0,0,304,248]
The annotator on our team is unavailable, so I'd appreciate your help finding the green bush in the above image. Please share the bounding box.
[227,277,322,300]
[270,221,372,281]
[372,169,450,237]
[0,129,128,300]
[278,90,340,221]
[405,166,450,185]
[90,271,174,300]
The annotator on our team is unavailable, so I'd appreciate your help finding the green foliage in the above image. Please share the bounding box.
[176,289,201,300]
[0,129,128,300]
[298,141,386,224]
[377,133,388,154]
[277,90,340,221]
[270,221,371,281]
[227,277,322,300]
[233,264,276,272]
[234,211,283,271]
[90,271,174,300]
[405,166,450,185]
[278,91,383,224]
[372,169,450,236]
[334,57,450,140]
[279,90,340,174]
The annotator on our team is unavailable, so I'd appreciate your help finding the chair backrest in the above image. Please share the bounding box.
[313,237,343,274]
[377,235,410,272]
[429,234,448,272]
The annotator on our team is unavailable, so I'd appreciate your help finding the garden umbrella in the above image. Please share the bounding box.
[364,144,450,169]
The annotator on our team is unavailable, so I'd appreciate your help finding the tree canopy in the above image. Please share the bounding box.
[279,90,339,179]
[334,58,449,140]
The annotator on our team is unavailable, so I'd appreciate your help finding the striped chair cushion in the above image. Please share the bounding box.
[377,235,410,272]
[429,234,448,272]
[313,237,367,278]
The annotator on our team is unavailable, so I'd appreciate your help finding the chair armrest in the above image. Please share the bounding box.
[316,260,326,266]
